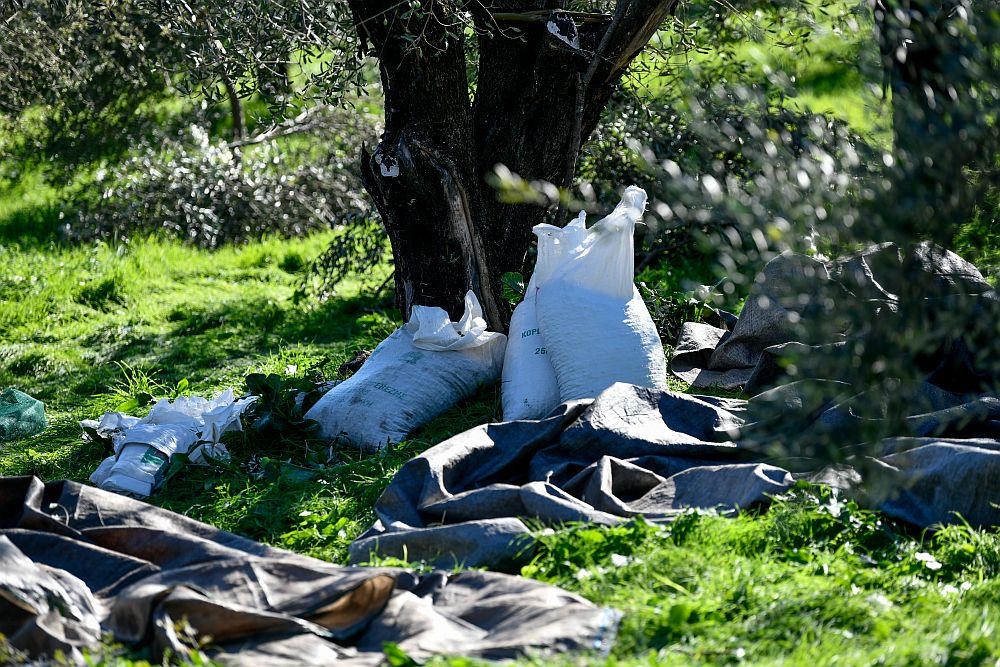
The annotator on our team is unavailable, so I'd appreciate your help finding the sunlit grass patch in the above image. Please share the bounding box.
[516,487,1000,665]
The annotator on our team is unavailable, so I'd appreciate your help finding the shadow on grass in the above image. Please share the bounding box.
[2,273,502,564]
[0,201,66,246]
[3,289,396,411]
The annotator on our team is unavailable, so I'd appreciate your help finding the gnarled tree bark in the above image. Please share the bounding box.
[348,0,679,329]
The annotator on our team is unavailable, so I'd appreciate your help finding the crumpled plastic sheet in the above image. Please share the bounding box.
[84,389,257,497]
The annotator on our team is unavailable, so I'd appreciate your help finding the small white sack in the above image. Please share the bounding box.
[501,215,587,420]
[537,186,668,401]
[86,389,256,497]
[305,291,506,451]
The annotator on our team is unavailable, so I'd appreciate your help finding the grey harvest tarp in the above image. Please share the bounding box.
[0,476,619,664]
[351,244,1000,571]
[671,242,999,393]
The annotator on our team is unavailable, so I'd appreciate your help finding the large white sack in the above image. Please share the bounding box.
[501,215,587,420]
[536,186,668,401]
[305,291,506,451]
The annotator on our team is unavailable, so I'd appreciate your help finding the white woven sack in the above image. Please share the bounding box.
[305,291,506,450]
[536,186,668,401]
[501,216,587,420]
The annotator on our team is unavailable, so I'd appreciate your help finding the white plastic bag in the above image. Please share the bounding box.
[536,186,668,401]
[86,389,256,497]
[305,291,506,450]
[501,215,587,420]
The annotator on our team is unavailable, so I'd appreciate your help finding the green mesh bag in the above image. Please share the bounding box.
[0,388,47,443]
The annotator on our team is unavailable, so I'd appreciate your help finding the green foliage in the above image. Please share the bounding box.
[637,277,730,344]
[110,364,158,414]
[66,125,372,248]
[955,168,1000,284]
[501,272,526,307]
[131,0,368,112]
[242,372,321,442]
[0,2,181,176]
[582,85,878,290]
[0,0,369,180]
[647,0,883,134]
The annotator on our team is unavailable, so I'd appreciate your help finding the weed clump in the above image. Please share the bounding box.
[75,272,128,311]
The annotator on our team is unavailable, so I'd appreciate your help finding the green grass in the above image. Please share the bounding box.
[518,488,1000,665]
[0,234,371,410]
[0,169,66,243]
[0,229,503,569]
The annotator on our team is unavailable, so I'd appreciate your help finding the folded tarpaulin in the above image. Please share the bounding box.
[671,242,1000,393]
[350,382,1000,571]
[351,244,1000,572]
[0,476,620,665]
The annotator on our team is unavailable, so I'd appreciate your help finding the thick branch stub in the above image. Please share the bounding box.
[546,12,581,49]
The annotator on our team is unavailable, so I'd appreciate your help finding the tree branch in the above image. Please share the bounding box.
[555,0,681,225]
[228,104,335,148]
[491,10,611,24]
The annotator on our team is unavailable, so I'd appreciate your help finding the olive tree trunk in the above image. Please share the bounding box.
[347,0,678,329]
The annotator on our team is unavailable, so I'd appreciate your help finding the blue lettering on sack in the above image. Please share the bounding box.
[520,328,541,338]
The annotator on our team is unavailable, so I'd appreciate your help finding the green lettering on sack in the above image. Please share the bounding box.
[372,382,406,400]
[401,351,424,365]
[520,328,541,338]
[140,448,164,465]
